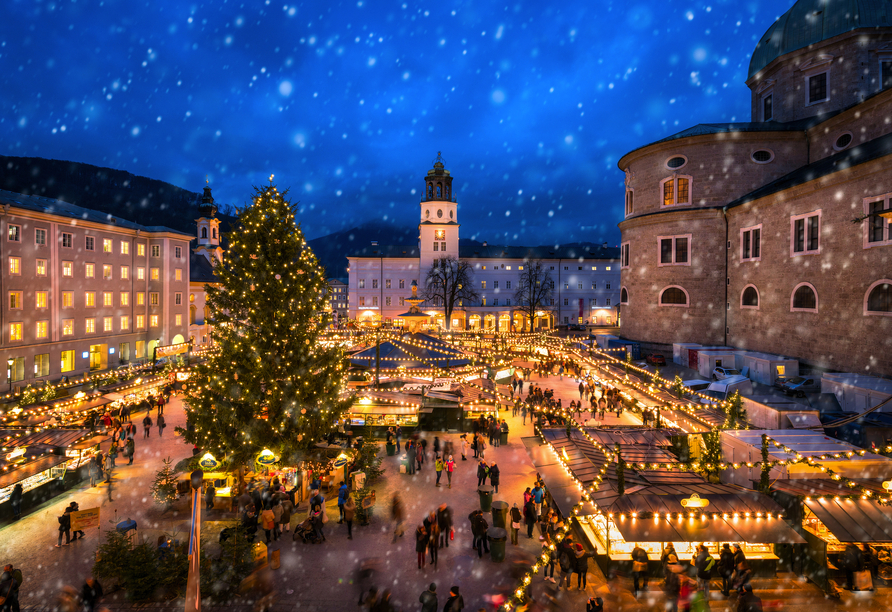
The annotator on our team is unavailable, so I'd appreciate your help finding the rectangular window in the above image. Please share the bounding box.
[35,228,47,246]
[808,72,828,104]
[150,314,159,327]
[85,263,95,278]
[658,235,691,266]
[136,267,145,280]
[481,280,487,289]
[606,298,611,306]
[9,323,23,341]
[625,190,634,215]
[385,296,392,306]
[605,266,611,271]
[372,279,378,289]
[119,292,129,307]
[62,261,73,277]
[103,238,113,253]
[792,211,821,255]
[175,292,182,305]
[9,257,20,275]
[358,279,365,289]
[175,314,182,326]
[35,291,48,309]
[763,94,773,121]
[741,225,762,261]
[564,283,569,289]
[61,350,75,372]
[62,232,72,248]
[136,314,146,329]
[399,279,405,289]
[592,282,597,289]
[85,236,94,251]
[174,268,182,281]
[621,242,630,268]
[8,225,20,242]
[62,291,73,308]
[550,298,555,306]
[372,296,378,306]
[121,241,130,255]
[150,292,159,306]
[62,319,74,336]
[135,341,145,358]
[103,316,113,332]
[865,195,892,248]
[606,282,611,290]
[121,266,129,280]
[151,245,161,257]
[175,246,182,258]
[150,268,159,281]
[137,243,146,256]
[121,315,130,330]
[85,291,96,307]
[102,291,113,307]
[591,298,597,306]
[36,320,48,339]
[399,297,405,306]
[359,296,365,306]
[433,242,439,251]
[578,283,583,289]
[103,264,112,279]
[9,292,21,310]
[35,353,50,377]
[85,318,95,334]
[385,279,391,289]
[564,298,569,306]
[506,280,511,289]
[493,298,498,306]
[441,242,446,251]
[35,259,47,276]
[494,280,499,289]
[136,292,145,306]
[662,177,691,206]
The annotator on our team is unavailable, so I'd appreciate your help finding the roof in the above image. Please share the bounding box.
[348,332,470,369]
[822,373,892,395]
[804,497,892,542]
[724,429,888,461]
[727,130,892,209]
[0,189,191,236]
[348,245,420,258]
[749,0,892,79]
[190,252,217,283]
[459,244,619,260]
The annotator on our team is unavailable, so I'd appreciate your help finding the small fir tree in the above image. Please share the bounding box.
[151,457,179,507]
[725,391,745,429]
[615,444,625,495]
[672,374,686,399]
[180,182,354,465]
[700,430,724,482]
[624,350,632,374]
[759,434,771,493]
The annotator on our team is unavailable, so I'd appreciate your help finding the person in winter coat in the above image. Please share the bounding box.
[460,435,468,460]
[664,562,681,612]
[415,524,428,569]
[631,544,649,596]
[343,494,355,540]
[418,583,438,612]
[737,583,763,612]
[694,544,715,596]
[310,505,325,543]
[540,543,556,583]
[732,561,753,594]
[271,500,283,539]
[391,494,405,542]
[125,438,135,465]
[573,543,592,589]
[0,570,19,612]
[55,507,72,547]
[719,543,735,596]
[280,497,293,533]
[260,505,277,543]
[415,442,424,472]
[79,577,103,612]
[523,500,537,539]
[468,509,489,558]
[437,504,453,549]
[509,503,522,545]
[157,413,166,436]
[443,586,464,612]
[445,456,455,488]
[142,414,152,438]
[557,544,574,590]
[476,461,488,487]
[428,521,441,569]
[337,481,349,523]
[205,484,216,510]
[435,456,444,487]
[489,462,500,494]
[844,543,863,590]
[661,543,677,577]
[9,484,23,520]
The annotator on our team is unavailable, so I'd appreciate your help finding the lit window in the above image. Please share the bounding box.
[35,228,47,246]
[8,225,20,242]
[85,263,95,278]
[150,292,159,306]
[103,239,113,253]
[120,241,130,255]
[150,314,159,327]
[62,292,73,308]
[399,279,405,289]
[103,292,113,307]
[137,314,146,329]
[136,267,145,280]
[359,296,365,306]
[865,195,892,247]
[36,259,47,276]
[660,176,692,207]
[103,265,112,279]
[741,225,762,261]
[151,245,161,257]
[36,320,48,339]
[120,315,130,330]
[9,292,22,309]
[358,279,365,288]
[35,291,48,309]
[121,292,130,306]
[137,243,146,256]
[385,279,391,289]
[85,236,94,251]
[372,296,378,306]
[85,318,95,334]
[791,212,821,255]
[62,320,74,336]
[85,291,96,308]
[61,350,75,372]
[175,268,182,281]
[151,268,159,280]
[62,261,73,277]
[121,266,129,279]
[385,296,392,306]
[605,266,611,271]
[136,292,145,306]
[9,323,22,341]
[9,257,20,275]
[175,314,182,326]
[481,280,487,289]
[62,232,72,248]
[103,317,113,332]
[658,235,691,266]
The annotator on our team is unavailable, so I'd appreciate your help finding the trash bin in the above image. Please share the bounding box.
[491,501,509,529]
[477,485,494,512]
[499,429,509,445]
[386,443,396,456]
[487,527,507,562]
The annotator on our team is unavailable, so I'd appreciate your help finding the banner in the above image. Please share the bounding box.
[70,507,101,531]
[154,340,192,360]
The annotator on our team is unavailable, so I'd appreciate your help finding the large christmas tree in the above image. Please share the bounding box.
[181,181,353,466]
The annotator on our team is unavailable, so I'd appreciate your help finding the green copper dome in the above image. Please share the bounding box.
[749,0,892,79]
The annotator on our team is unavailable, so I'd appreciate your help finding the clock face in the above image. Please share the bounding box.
[425,210,430,218]
[437,209,443,218]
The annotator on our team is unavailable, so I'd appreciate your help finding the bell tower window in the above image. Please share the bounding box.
[201,227,207,239]
[437,183,442,198]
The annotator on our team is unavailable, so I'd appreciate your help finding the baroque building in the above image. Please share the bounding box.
[618,0,892,374]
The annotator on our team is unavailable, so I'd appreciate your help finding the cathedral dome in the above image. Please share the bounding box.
[748,0,892,79]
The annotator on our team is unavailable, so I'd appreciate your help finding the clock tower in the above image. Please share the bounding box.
[418,152,459,272]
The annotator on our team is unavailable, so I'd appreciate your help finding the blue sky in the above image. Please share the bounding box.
[0,0,789,245]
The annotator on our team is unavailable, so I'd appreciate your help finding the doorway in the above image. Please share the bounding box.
[89,344,107,371]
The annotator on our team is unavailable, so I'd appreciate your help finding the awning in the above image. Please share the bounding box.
[349,405,418,416]
[805,498,892,542]
[725,516,806,544]
[0,455,67,488]
[612,515,805,544]
[786,413,823,429]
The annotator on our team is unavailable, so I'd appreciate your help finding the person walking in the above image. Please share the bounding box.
[509,503,522,545]
[280,495,293,534]
[489,462,500,494]
[445,455,455,488]
[10,484,23,520]
[125,438,135,466]
[632,544,649,597]
[523,499,537,539]
[343,492,355,540]
[694,544,715,597]
[532,483,544,519]
[260,505,276,544]
[719,543,735,596]
[142,414,152,438]
[310,504,326,543]
[337,481,349,523]
[476,461,488,487]
[460,435,468,461]
[540,542,556,583]
[435,456,444,487]
[419,583,438,612]
[415,524,428,570]
[157,413,166,436]
[557,544,574,590]
[437,503,453,549]
[55,507,72,548]
[416,441,424,472]
[428,520,441,569]
[469,509,489,558]
[79,577,103,612]
[391,494,405,543]
[443,586,464,612]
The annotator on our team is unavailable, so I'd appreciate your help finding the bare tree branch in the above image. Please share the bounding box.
[514,259,555,331]
[421,256,480,330]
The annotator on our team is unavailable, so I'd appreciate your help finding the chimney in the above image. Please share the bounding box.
[371,241,378,246]
[482,241,488,247]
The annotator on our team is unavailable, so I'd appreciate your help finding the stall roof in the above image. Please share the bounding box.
[805,498,892,542]
[354,392,421,407]
[2,429,92,449]
[724,430,890,463]
[0,454,67,488]
[582,428,677,447]
[350,404,418,416]
[771,478,889,498]
[53,397,112,415]
[613,515,804,544]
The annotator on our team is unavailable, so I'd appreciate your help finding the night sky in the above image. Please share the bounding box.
[1,0,786,245]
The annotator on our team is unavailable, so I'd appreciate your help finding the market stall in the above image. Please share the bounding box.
[347,395,420,433]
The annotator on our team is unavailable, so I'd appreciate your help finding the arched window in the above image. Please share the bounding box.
[201,227,207,239]
[445,185,450,200]
[428,184,433,199]
[212,227,217,239]
[791,283,818,312]
[436,183,442,198]
[190,305,198,324]
[620,287,629,304]
[741,285,759,309]
[659,286,689,307]
[660,175,693,207]
[865,280,892,315]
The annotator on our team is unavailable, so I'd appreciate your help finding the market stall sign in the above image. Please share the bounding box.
[256,448,278,466]
[680,493,710,509]
[884,481,892,491]
[361,490,377,509]
[199,453,220,471]
[333,453,349,469]
[154,341,192,360]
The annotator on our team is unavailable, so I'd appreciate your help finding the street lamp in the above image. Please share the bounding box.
[7,358,13,392]
[185,469,204,612]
